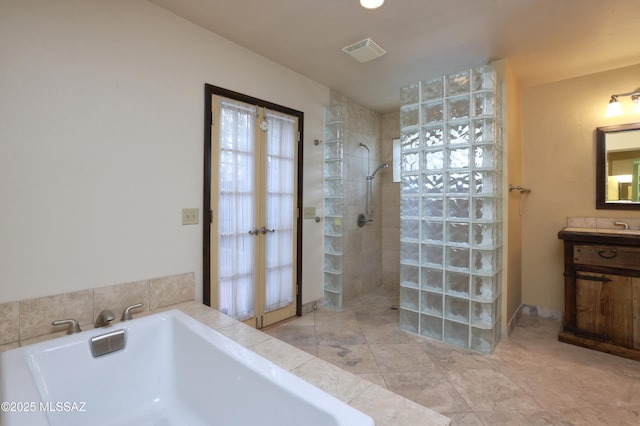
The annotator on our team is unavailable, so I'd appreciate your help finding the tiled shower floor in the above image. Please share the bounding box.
[266,287,640,425]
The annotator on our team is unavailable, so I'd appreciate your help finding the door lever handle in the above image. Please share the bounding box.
[248,228,260,235]
[260,226,275,234]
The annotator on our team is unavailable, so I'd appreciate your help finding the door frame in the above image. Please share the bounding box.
[202,84,303,317]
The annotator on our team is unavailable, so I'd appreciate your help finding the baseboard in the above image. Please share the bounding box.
[300,298,323,316]
[502,302,563,339]
[502,303,524,338]
[521,304,563,321]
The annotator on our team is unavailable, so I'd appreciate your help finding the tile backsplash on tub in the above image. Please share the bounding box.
[0,272,194,349]
[150,273,195,309]
[93,279,151,321]
[19,290,94,340]
[0,302,19,346]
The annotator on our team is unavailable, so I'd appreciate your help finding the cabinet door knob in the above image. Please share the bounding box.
[597,249,617,259]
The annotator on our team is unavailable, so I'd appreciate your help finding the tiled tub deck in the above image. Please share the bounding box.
[0,273,449,426]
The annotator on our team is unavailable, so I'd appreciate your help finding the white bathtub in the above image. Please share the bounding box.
[0,310,374,426]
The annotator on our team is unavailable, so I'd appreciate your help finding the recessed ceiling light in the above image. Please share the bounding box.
[360,0,384,9]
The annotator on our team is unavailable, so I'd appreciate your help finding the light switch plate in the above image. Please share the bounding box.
[182,208,199,225]
[303,207,316,219]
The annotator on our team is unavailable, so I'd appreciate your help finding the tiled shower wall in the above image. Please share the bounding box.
[0,272,194,350]
[381,111,401,291]
[324,91,386,308]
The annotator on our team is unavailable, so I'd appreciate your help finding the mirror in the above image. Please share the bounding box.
[596,122,640,209]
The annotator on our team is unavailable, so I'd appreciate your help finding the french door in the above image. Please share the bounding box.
[209,92,300,329]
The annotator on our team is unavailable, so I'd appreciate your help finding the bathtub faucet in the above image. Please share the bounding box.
[51,319,82,335]
[94,310,115,328]
[121,303,144,321]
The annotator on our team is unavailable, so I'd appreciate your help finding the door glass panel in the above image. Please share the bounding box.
[264,111,296,313]
[217,100,256,320]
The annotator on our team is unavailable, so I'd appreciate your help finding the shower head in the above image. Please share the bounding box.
[367,163,389,180]
[359,143,370,152]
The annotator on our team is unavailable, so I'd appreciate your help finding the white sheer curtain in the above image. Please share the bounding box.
[217,99,256,320]
[264,110,296,312]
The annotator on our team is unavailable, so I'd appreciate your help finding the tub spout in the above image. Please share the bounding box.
[94,310,115,328]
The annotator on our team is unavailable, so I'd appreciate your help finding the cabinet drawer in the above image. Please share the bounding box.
[574,245,640,271]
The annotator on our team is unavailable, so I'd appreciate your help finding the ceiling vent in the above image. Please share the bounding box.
[342,38,386,63]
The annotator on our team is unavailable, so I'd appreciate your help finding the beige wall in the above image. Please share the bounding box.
[521,63,640,314]
[493,59,524,331]
[0,0,329,304]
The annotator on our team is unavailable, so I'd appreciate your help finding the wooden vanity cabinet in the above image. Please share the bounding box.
[558,229,640,361]
[575,272,634,347]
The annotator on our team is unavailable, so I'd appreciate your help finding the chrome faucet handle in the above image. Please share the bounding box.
[94,310,115,328]
[121,303,144,321]
[52,319,82,335]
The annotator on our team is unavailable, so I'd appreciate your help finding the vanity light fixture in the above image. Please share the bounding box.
[360,0,384,9]
[606,95,623,117]
[634,94,640,113]
[605,89,640,117]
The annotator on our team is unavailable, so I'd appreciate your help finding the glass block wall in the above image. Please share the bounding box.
[323,104,344,309]
[398,66,504,353]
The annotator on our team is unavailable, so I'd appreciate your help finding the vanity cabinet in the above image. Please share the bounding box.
[558,229,640,361]
[575,272,634,347]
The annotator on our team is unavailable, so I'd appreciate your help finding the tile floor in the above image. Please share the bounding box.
[266,287,640,425]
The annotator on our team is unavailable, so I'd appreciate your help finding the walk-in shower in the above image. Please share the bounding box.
[323,102,388,310]
[359,143,388,227]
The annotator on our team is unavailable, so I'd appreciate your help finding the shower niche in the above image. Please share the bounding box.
[399,66,504,353]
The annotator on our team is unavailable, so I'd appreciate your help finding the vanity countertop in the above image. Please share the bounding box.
[558,227,640,245]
